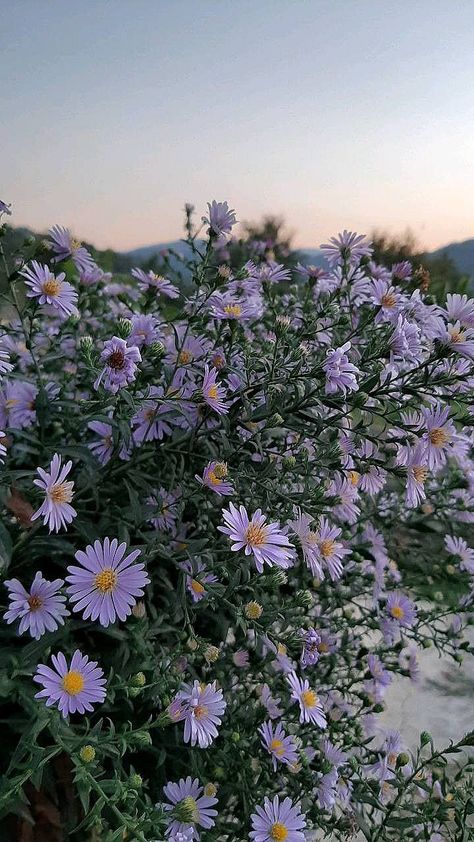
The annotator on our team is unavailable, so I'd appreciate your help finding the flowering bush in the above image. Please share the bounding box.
[0,199,474,841]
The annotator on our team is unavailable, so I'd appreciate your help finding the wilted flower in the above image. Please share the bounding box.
[94,336,141,393]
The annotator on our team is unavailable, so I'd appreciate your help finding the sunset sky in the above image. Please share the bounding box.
[3,0,474,253]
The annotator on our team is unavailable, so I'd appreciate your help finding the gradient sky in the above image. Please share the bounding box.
[3,0,474,252]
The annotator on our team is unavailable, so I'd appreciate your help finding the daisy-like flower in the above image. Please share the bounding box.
[444,535,474,574]
[131,268,179,298]
[20,261,79,319]
[0,380,37,430]
[320,230,372,267]
[162,776,218,840]
[445,321,474,360]
[180,559,218,602]
[312,517,350,581]
[250,795,306,842]
[132,387,174,444]
[289,510,323,578]
[219,502,295,573]
[94,336,141,394]
[287,672,327,728]
[66,538,150,627]
[202,200,237,237]
[147,487,179,532]
[299,627,322,667]
[31,453,76,533]
[170,680,226,748]
[48,225,95,273]
[128,313,160,347]
[258,721,298,771]
[200,366,228,415]
[420,404,456,471]
[87,420,114,465]
[386,592,417,628]
[323,342,360,396]
[445,293,474,329]
[400,442,429,509]
[195,461,233,495]
[34,650,106,718]
[367,653,392,688]
[4,572,69,639]
[210,292,261,322]
[317,769,339,810]
[0,343,13,377]
[261,684,283,720]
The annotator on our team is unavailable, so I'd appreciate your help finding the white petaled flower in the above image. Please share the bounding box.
[31,453,77,532]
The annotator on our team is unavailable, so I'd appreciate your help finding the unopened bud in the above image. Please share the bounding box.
[204,645,220,663]
[296,589,313,608]
[117,318,132,338]
[129,773,142,789]
[132,600,146,619]
[396,752,410,768]
[131,672,146,687]
[80,745,96,763]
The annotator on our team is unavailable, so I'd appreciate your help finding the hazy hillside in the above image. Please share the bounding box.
[430,238,474,278]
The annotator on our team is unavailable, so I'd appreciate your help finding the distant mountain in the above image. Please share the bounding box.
[125,240,203,263]
[430,238,474,278]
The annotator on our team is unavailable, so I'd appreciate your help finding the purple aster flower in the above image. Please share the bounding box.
[210,292,261,322]
[444,535,474,573]
[255,261,291,284]
[20,261,79,319]
[78,264,111,285]
[66,537,149,627]
[48,225,95,273]
[289,510,323,578]
[317,768,339,810]
[371,278,402,321]
[33,649,106,718]
[401,442,429,508]
[132,387,174,444]
[162,776,218,840]
[87,420,114,465]
[94,336,141,394]
[195,461,233,495]
[287,672,327,728]
[4,572,69,639]
[218,502,295,573]
[202,200,237,237]
[180,559,218,602]
[233,649,250,667]
[323,342,360,395]
[386,592,417,628]
[261,684,283,720]
[147,487,179,531]
[420,404,456,470]
[392,260,412,281]
[250,795,306,842]
[445,321,474,359]
[390,314,422,361]
[312,516,350,581]
[320,230,372,267]
[200,366,228,415]
[445,293,474,328]
[0,343,13,377]
[0,199,12,216]
[169,680,226,748]
[128,314,160,347]
[31,453,76,533]
[321,737,348,767]
[258,720,298,771]
[299,627,322,667]
[131,268,179,298]
[0,380,37,430]
[367,653,392,688]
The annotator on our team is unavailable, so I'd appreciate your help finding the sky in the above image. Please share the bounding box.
[2,0,474,253]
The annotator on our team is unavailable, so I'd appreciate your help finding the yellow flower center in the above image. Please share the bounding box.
[27,595,43,611]
[390,605,405,620]
[245,601,262,619]
[429,427,449,447]
[49,481,74,504]
[71,238,82,251]
[42,277,62,296]
[207,470,220,485]
[213,462,228,479]
[94,568,118,593]
[245,523,268,547]
[381,292,397,307]
[191,579,205,594]
[347,470,360,486]
[318,642,329,653]
[224,304,242,318]
[207,385,218,399]
[213,354,225,369]
[193,704,208,720]
[62,670,85,695]
[413,465,428,483]
[449,328,466,343]
[5,398,19,408]
[301,689,318,708]
[270,738,285,757]
[319,538,335,558]
[178,350,192,364]
[270,822,288,841]
[144,407,157,421]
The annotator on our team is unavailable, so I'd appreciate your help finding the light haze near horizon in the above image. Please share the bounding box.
[3,0,474,253]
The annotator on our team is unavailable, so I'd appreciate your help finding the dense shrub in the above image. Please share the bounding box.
[0,199,473,841]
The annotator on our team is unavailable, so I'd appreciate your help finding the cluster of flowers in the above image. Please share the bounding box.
[0,197,473,841]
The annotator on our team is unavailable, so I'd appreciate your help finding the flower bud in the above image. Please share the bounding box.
[131,672,146,687]
[79,335,94,353]
[129,773,142,789]
[204,782,218,798]
[117,318,133,338]
[80,744,96,763]
[283,455,296,469]
[396,752,410,768]
[244,601,263,620]
[149,340,165,357]
[296,590,313,608]
[132,600,146,619]
[204,645,220,663]
[130,731,152,747]
[420,731,432,746]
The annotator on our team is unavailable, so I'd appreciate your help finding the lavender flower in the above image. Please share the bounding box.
[0,431,6,464]
[444,535,474,573]
[287,672,327,728]
[31,453,76,533]
[66,538,149,627]
[386,592,417,628]
[195,461,233,495]
[219,502,295,573]
[0,344,13,377]
[250,795,306,842]
[258,721,298,771]
[87,420,114,465]
[33,650,106,718]
[20,261,79,319]
[320,230,372,266]
[299,627,322,667]
[94,336,141,394]
[0,380,37,429]
[162,776,218,839]
[4,573,69,639]
[445,293,474,328]
[128,314,160,347]
[169,680,226,748]
[261,684,283,720]
[180,559,218,602]
[201,366,228,415]
[48,225,95,272]
[202,201,237,237]
[420,404,455,470]
[131,268,179,298]
[323,342,360,395]
[317,768,339,810]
